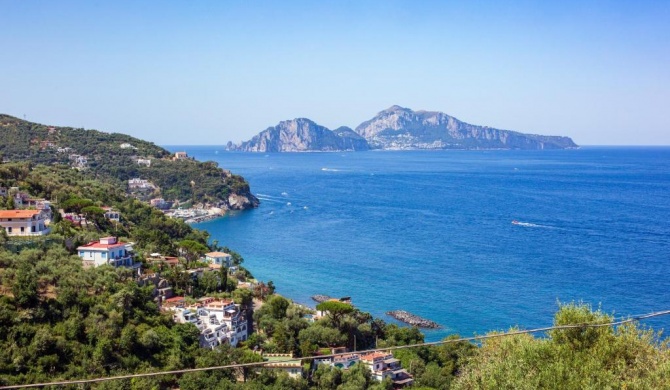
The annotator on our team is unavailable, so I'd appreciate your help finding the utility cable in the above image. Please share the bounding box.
[1,309,669,389]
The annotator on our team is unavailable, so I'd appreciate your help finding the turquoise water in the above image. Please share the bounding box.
[170,146,670,341]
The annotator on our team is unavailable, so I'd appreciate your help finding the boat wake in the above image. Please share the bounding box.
[321,167,342,172]
[512,220,553,228]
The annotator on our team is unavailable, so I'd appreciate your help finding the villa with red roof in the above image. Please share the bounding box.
[77,236,140,271]
[0,210,50,236]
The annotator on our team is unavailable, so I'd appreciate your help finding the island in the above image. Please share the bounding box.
[228,105,578,152]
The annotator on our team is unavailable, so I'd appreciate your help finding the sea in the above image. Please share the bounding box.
[167,146,670,342]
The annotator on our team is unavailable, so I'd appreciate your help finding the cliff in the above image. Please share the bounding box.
[232,118,369,152]
[233,106,577,152]
[355,105,577,150]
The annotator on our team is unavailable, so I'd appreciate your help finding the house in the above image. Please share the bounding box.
[101,207,120,222]
[167,297,248,348]
[77,236,140,272]
[68,154,88,168]
[150,198,171,209]
[174,151,188,160]
[120,143,137,149]
[360,352,413,387]
[128,178,154,189]
[137,273,174,301]
[205,252,233,268]
[146,253,181,268]
[0,210,50,236]
[261,353,303,379]
[12,192,30,208]
[136,158,151,167]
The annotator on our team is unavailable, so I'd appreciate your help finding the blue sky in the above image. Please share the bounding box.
[1,1,668,145]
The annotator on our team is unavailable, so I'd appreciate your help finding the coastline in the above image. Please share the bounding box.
[164,206,226,224]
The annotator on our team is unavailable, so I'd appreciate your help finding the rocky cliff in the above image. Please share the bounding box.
[355,105,577,150]
[233,118,369,152]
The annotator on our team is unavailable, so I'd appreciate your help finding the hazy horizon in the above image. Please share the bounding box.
[2,1,668,146]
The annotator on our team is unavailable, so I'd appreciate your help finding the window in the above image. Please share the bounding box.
[6,227,11,233]
[31,226,36,232]
[20,227,24,232]
[101,252,106,259]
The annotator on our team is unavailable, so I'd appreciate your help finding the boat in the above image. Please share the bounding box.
[512,220,520,225]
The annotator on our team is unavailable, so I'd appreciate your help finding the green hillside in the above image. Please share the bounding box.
[0,115,257,208]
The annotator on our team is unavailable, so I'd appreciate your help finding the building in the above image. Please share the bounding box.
[120,143,137,149]
[101,207,120,222]
[77,236,140,271]
[205,252,233,268]
[150,198,171,209]
[136,158,151,167]
[261,353,303,379]
[0,210,50,236]
[360,352,413,387]
[128,178,155,189]
[68,154,88,168]
[146,253,181,268]
[174,151,188,160]
[167,297,248,348]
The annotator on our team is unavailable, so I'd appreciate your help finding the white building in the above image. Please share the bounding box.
[136,158,151,167]
[102,207,120,222]
[205,252,233,268]
[128,178,154,189]
[168,297,248,348]
[360,352,413,387]
[77,236,140,271]
[0,210,50,236]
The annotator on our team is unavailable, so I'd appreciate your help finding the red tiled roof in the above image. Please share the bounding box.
[0,210,41,218]
[360,352,390,361]
[164,296,185,303]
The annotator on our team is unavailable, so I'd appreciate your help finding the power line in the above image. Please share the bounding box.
[1,309,669,389]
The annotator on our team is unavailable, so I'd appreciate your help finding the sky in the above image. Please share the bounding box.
[1,1,668,145]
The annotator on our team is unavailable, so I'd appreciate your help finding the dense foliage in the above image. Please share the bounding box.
[1,118,668,388]
[0,114,255,205]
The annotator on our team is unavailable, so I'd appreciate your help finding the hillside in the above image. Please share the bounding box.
[232,106,578,152]
[0,114,259,209]
[356,105,578,150]
[232,118,369,152]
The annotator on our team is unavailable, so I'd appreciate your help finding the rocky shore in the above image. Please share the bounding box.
[386,310,441,329]
[311,295,333,303]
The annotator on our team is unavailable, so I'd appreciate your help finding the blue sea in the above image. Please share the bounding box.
[169,146,670,342]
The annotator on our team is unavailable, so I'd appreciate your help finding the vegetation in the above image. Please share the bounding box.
[1,117,669,388]
[0,114,256,205]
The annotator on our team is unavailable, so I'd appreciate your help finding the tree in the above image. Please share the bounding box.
[219,265,229,292]
[13,260,39,308]
[178,240,208,268]
[316,301,354,330]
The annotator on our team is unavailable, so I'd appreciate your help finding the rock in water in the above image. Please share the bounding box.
[386,310,441,329]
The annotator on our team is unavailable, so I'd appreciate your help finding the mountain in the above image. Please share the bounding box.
[0,114,259,209]
[232,118,369,152]
[233,106,577,152]
[355,105,577,150]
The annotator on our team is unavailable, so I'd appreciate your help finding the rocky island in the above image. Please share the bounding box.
[229,105,578,152]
